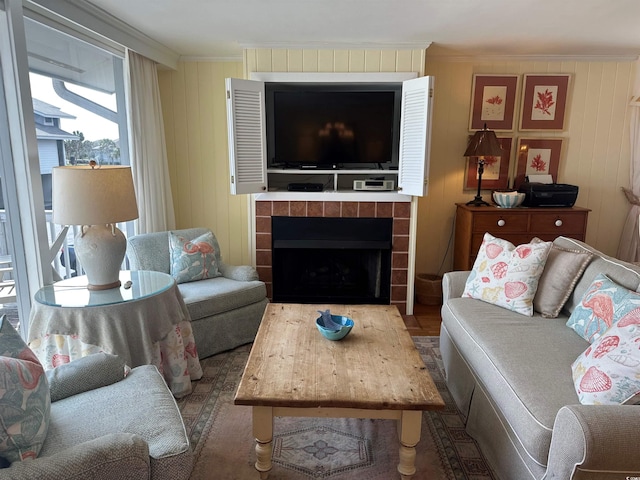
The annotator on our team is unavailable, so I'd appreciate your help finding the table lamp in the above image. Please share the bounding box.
[464,124,503,206]
[52,164,139,290]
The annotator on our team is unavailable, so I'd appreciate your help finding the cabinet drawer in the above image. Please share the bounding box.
[473,213,528,233]
[529,212,586,234]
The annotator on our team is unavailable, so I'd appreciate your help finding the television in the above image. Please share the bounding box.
[265,82,402,170]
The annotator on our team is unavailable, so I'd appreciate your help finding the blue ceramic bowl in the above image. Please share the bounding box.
[315,314,354,341]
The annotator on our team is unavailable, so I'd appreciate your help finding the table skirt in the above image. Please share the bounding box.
[29,320,202,398]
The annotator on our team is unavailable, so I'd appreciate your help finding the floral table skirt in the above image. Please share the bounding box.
[29,320,202,398]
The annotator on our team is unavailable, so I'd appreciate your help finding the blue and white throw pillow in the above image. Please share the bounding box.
[169,231,221,284]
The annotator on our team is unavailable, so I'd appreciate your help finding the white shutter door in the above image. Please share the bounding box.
[225,78,267,195]
[398,76,433,197]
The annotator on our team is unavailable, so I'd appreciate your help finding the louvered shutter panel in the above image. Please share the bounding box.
[225,78,267,194]
[398,76,434,197]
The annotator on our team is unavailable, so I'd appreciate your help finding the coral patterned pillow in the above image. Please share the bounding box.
[169,231,222,284]
[571,322,640,404]
[462,233,553,316]
[0,316,50,464]
[566,273,640,343]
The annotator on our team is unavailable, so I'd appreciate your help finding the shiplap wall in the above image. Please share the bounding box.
[157,52,635,274]
[157,61,251,265]
[418,59,634,276]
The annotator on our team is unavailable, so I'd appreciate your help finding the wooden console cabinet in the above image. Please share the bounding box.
[453,203,590,271]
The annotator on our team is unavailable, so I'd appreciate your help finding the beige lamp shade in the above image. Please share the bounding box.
[52,166,139,226]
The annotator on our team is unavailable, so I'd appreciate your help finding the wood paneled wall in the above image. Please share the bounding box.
[158,52,636,275]
[418,59,634,277]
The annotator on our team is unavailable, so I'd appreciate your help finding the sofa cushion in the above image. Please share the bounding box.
[553,237,640,315]
[0,316,50,463]
[572,322,640,404]
[463,233,552,316]
[566,273,640,343]
[534,245,593,318]
[177,276,267,321]
[169,231,221,284]
[441,297,586,467]
[42,365,192,470]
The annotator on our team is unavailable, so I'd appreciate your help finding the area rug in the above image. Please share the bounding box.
[177,336,496,480]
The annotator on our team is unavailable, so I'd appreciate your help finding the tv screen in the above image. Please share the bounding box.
[265,83,401,169]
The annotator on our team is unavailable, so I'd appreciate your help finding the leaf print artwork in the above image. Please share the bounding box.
[481,86,507,121]
[530,85,558,121]
[529,154,547,172]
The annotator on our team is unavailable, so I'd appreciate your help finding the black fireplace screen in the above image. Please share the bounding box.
[271,216,392,304]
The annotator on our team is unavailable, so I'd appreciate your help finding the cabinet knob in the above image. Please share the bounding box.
[555,219,563,227]
[497,219,506,227]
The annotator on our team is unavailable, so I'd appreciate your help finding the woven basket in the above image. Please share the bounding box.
[415,274,443,306]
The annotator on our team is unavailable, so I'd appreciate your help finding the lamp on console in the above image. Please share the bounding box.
[464,124,503,206]
[52,164,138,290]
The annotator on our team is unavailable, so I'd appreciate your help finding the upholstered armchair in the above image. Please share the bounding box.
[0,346,193,480]
[126,227,268,359]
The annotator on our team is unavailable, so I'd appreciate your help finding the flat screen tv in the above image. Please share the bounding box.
[265,82,402,169]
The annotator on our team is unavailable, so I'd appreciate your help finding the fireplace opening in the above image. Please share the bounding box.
[271,216,392,304]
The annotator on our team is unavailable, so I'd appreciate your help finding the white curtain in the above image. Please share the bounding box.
[126,49,176,234]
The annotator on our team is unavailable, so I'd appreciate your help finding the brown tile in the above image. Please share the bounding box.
[392,252,409,269]
[393,202,411,218]
[272,201,290,216]
[324,201,341,217]
[265,283,273,301]
[255,201,272,216]
[393,235,410,253]
[255,250,272,267]
[256,266,273,283]
[391,285,407,302]
[290,201,307,216]
[391,269,408,285]
[393,218,410,236]
[256,216,272,234]
[358,202,376,217]
[393,302,407,316]
[376,203,393,217]
[255,233,271,250]
[342,202,358,217]
[308,201,324,216]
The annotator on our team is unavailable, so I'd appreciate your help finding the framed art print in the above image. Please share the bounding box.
[514,137,563,188]
[465,137,513,190]
[519,74,571,131]
[468,74,519,131]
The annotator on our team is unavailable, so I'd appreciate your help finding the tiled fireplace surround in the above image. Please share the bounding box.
[255,200,411,315]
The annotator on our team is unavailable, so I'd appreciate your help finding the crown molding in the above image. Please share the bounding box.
[179,55,243,63]
[427,53,640,63]
[240,41,432,51]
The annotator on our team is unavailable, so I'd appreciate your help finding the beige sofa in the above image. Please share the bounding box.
[441,236,640,480]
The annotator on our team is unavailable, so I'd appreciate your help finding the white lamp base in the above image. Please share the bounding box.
[75,224,126,290]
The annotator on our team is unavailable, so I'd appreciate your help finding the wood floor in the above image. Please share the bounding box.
[403,302,442,337]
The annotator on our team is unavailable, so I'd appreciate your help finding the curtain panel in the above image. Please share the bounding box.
[126,50,176,234]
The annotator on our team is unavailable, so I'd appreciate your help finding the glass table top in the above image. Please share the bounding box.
[35,270,175,307]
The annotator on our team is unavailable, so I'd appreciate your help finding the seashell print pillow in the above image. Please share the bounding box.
[462,233,553,316]
[566,273,640,343]
[0,316,50,464]
[571,322,640,404]
[169,230,222,284]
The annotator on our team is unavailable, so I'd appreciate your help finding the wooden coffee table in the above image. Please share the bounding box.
[235,303,445,479]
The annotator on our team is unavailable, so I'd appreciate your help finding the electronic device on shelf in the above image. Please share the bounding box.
[287,183,324,192]
[353,179,395,191]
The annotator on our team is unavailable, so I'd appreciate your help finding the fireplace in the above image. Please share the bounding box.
[272,216,392,304]
[255,200,411,314]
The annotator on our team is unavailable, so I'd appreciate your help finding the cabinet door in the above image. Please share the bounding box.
[398,76,433,197]
[225,78,267,194]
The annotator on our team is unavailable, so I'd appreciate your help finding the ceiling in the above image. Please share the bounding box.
[85,0,640,60]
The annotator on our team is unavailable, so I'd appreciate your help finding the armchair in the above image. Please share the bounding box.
[126,228,268,359]
[0,352,193,480]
